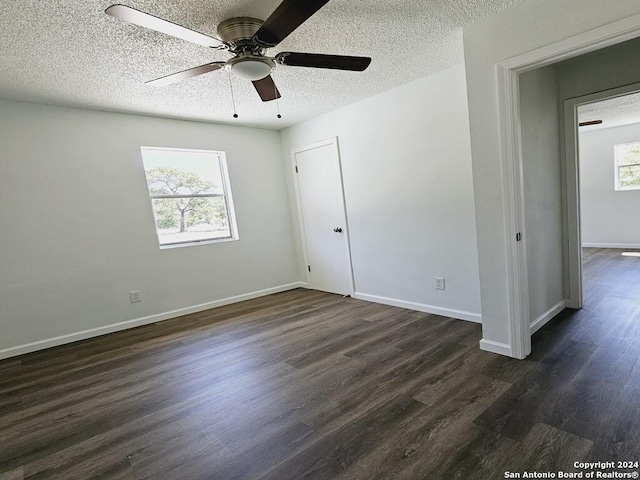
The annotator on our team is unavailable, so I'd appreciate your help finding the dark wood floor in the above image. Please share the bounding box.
[1,248,640,479]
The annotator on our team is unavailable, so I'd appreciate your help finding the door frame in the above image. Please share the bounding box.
[563,81,640,309]
[291,137,356,295]
[496,13,640,359]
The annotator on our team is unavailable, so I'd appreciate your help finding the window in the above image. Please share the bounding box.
[614,142,640,191]
[140,147,238,247]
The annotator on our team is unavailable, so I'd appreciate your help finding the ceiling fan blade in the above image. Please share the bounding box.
[276,52,371,71]
[252,75,281,102]
[146,62,226,87]
[579,120,603,127]
[253,0,330,47]
[105,4,226,49]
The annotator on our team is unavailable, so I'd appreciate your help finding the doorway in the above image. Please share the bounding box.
[564,83,640,309]
[292,138,354,296]
[564,88,640,310]
[494,17,640,358]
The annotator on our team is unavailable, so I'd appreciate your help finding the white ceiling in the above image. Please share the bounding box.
[0,0,521,130]
[578,91,640,131]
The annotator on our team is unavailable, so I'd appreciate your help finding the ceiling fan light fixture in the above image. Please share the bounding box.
[106,1,372,103]
[227,56,275,81]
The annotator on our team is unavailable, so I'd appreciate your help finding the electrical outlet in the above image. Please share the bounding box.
[129,290,142,303]
[435,277,446,290]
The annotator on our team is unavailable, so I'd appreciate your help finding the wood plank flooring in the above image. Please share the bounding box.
[1,247,640,479]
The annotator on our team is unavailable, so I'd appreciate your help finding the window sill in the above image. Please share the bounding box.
[159,236,239,250]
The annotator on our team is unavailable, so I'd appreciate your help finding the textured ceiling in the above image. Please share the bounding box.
[0,0,521,129]
[578,92,640,132]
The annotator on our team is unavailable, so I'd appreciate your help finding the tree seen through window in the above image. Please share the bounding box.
[140,148,237,246]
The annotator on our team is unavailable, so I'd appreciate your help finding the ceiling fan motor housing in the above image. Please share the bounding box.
[217,17,275,80]
[217,17,264,52]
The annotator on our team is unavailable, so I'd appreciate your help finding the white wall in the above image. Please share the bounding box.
[579,123,640,247]
[519,66,565,328]
[0,99,298,358]
[463,0,640,353]
[281,64,482,321]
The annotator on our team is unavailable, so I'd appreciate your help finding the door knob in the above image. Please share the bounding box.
[333,227,343,233]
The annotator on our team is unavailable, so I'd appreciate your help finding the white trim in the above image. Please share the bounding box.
[158,236,238,250]
[530,301,566,335]
[496,13,640,359]
[290,147,312,285]
[496,64,531,359]
[563,96,583,309]
[0,282,305,361]
[499,13,640,71]
[353,292,482,323]
[582,243,640,249]
[479,339,512,357]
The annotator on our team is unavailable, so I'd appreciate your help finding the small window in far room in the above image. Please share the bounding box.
[140,147,238,248]
[614,142,640,191]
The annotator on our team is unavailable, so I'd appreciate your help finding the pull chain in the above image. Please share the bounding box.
[274,76,282,119]
[227,71,238,118]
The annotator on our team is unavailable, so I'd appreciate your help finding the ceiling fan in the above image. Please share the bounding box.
[105,0,372,103]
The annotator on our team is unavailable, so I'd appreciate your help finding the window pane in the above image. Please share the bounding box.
[140,147,237,248]
[141,148,225,195]
[616,143,640,166]
[151,197,231,245]
[619,165,640,189]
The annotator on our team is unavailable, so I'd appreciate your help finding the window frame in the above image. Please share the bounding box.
[140,146,239,248]
[614,141,640,192]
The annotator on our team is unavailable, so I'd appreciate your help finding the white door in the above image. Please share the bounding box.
[293,138,354,296]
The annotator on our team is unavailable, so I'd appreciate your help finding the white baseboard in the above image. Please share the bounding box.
[479,301,566,358]
[479,338,512,357]
[530,300,565,335]
[582,243,640,249]
[353,292,482,323]
[0,282,305,361]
